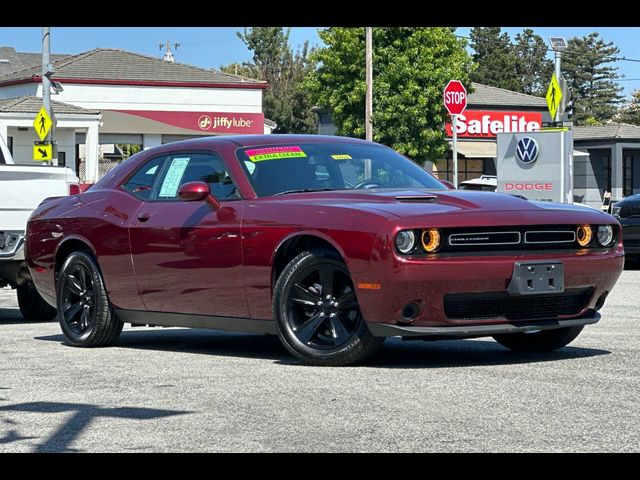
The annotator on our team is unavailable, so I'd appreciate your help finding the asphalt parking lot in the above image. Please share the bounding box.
[1,265,639,452]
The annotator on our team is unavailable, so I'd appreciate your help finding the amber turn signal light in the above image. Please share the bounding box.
[577,225,593,247]
[421,228,441,253]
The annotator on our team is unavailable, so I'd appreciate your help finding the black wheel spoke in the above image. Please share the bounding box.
[65,275,83,296]
[318,266,335,298]
[336,290,358,310]
[80,306,91,329]
[64,302,83,321]
[294,314,325,344]
[290,283,320,307]
[330,316,349,341]
[78,266,88,291]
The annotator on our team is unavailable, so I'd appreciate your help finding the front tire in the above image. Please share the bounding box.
[17,282,57,322]
[493,326,584,353]
[274,250,384,366]
[56,250,123,347]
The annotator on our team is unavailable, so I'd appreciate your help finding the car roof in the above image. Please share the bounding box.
[172,134,377,148]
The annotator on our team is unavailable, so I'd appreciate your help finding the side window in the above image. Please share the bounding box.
[122,155,166,200]
[155,153,239,201]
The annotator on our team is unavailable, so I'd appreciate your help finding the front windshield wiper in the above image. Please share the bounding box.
[273,188,336,196]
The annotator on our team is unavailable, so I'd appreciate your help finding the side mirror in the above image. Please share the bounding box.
[439,179,456,190]
[177,181,222,210]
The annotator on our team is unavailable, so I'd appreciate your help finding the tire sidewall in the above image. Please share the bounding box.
[56,251,108,346]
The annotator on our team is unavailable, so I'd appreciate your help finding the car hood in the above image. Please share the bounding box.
[270,188,609,218]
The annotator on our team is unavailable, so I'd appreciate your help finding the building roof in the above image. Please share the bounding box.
[468,82,547,108]
[574,123,640,141]
[0,48,267,89]
[0,95,99,115]
[0,46,69,77]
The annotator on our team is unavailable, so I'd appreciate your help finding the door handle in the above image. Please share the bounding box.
[137,212,151,222]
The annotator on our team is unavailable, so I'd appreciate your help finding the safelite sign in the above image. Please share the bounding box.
[445,111,543,138]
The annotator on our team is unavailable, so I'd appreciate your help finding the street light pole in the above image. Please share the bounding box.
[42,27,51,146]
[365,27,373,142]
[554,50,562,123]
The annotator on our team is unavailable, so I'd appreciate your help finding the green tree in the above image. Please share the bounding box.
[562,32,624,125]
[117,144,141,160]
[514,29,554,96]
[615,89,640,125]
[469,27,520,92]
[222,27,317,134]
[305,27,474,164]
[219,62,258,79]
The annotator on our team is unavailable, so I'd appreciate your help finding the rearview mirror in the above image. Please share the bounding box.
[177,181,221,210]
[439,179,456,190]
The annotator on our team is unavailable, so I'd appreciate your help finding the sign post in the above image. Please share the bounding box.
[444,80,467,188]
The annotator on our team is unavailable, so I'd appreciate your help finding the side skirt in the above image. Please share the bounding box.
[114,309,277,335]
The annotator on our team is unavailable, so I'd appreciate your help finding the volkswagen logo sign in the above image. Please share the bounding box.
[516,137,539,164]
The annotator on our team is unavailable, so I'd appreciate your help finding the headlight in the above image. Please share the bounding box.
[421,228,441,253]
[611,206,621,217]
[576,225,593,247]
[597,225,614,247]
[395,230,416,254]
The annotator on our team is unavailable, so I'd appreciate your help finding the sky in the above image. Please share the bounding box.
[1,26,638,98]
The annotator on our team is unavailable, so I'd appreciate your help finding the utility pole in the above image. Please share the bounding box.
[42,27,53,163]
[365,27,373,142]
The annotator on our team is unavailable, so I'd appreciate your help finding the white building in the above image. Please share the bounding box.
[0,47,273,182]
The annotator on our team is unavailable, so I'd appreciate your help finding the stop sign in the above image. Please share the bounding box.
[444,80,467,115]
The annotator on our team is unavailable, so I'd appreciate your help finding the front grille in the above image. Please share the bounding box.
[620,205,640,218]
[524,230,576,244]
[449,231,520,246]
[444,287,594,320]
[439,225,612,253]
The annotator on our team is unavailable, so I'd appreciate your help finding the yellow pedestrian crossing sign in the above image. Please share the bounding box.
[546,74,563,120]
[33,142,52,161]
[33,107,53,141]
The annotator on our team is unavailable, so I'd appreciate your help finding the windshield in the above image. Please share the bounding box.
[236,142,446,197]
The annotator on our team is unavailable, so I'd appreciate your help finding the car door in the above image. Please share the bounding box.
[127,151,248,317]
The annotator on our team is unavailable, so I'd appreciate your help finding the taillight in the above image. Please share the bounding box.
[69,184,81,195]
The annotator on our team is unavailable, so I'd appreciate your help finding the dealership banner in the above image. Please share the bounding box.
[115,110,265,134]
[445,111,543,138]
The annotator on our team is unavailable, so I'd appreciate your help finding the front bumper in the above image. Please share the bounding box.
[354,245,624,328]
[367,311,600,338]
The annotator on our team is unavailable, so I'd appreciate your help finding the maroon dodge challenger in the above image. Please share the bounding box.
[26,135,624,366]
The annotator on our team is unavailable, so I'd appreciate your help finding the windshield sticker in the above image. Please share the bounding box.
[331,154,352,160]
[158,157,190,198]
[246,146,307,162]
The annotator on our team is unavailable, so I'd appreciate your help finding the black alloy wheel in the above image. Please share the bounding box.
[274,250,384,366]
[60,262,95,335]
[286,262,360,350]
[56,250,123,347]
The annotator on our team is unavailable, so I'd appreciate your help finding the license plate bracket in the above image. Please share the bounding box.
[508,261,564,295]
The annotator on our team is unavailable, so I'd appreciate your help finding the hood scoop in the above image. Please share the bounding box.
[394,195,438,203]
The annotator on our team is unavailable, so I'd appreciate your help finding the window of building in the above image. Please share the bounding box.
[624,155,633,197]
[441,158,485,184]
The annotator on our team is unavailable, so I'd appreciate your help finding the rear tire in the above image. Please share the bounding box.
[56,250,123,347]
[17,282,57,322]
[274,250,384,366]
[493,326,584,353]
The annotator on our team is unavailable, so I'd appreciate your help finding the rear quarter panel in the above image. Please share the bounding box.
[28,190,145,311]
